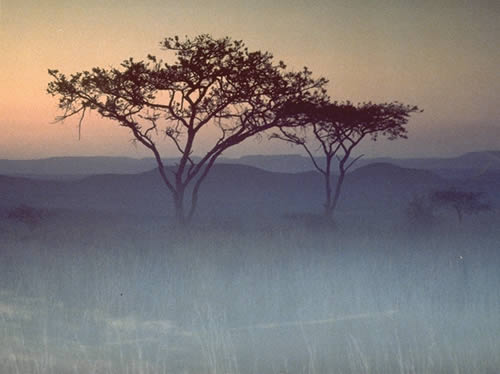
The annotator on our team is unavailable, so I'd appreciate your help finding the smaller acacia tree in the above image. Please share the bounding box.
[431,188,491,224]
[273,101,421,221]
[47,35,327,225]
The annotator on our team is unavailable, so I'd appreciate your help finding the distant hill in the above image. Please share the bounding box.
[5,161,492,223]
[0,157,157,178]
[341,163,447,211]
[348,162,443,186]
[3,159,499,227]
[365,151,500,177]
[234,154,315,173]
[1,151,499,178]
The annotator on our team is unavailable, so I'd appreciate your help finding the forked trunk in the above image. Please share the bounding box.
[173,190,188,227]
[327,170,346,221]
[323,157,334,221]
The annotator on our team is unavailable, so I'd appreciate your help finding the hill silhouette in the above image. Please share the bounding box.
[2,161,479,223]
[347,162,443,185]
[1,150,500,178]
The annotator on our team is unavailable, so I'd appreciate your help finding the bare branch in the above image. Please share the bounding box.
[270,100,421,221]
[345,154,364,172]
[47,34,328,225]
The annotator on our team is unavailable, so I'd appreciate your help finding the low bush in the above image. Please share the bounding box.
[6,204,45,228]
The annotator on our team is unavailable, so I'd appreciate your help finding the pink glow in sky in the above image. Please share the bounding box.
[1,0,499,159]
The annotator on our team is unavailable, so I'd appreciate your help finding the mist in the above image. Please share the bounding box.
[1,155,499,373]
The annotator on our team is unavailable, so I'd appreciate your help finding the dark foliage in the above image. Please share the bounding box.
[431,188,492,224]
[6,204,45,228]
[273,101,422,221]
[48,34,327,225]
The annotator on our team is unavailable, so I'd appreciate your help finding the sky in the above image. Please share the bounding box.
[1,0,499,160]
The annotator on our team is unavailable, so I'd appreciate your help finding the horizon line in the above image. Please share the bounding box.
[1,149,500,162]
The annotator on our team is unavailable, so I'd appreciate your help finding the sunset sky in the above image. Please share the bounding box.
[1,0,499,160]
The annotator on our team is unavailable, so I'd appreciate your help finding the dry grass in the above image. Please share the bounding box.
[1,211,500,373]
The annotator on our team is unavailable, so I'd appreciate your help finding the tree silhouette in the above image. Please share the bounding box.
[6,204,44,230]
[405,193,436,230]
[431,188,491,224]
[48,35,327,225]
[273,101,421,221]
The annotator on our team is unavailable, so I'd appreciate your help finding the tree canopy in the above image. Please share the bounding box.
[431,188,491,224]
[48,34,327,225]
[273,101,421,220]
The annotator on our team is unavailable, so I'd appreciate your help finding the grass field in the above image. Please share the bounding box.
[1,210,499,373]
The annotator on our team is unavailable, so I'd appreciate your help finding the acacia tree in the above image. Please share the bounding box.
[47,35,327,225]
[431,188,491,224]
[273,101,421,221]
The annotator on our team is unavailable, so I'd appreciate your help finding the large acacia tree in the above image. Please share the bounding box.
[48,35,327,225]
[273,101,421,221]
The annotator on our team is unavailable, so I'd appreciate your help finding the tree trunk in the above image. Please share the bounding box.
[174,190,187,226]
[328,153,361,223]
[329,169,346,221]
[454,205,463,224]
[323,156,333,221]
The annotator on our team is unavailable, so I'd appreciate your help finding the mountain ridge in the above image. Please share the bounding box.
[1,150,499,177]
[3,161,497,223]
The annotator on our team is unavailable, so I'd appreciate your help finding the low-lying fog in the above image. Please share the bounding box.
[1,208,499,374]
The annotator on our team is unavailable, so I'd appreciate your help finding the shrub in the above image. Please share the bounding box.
[6,204,44,228]
[405,194,435,230]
